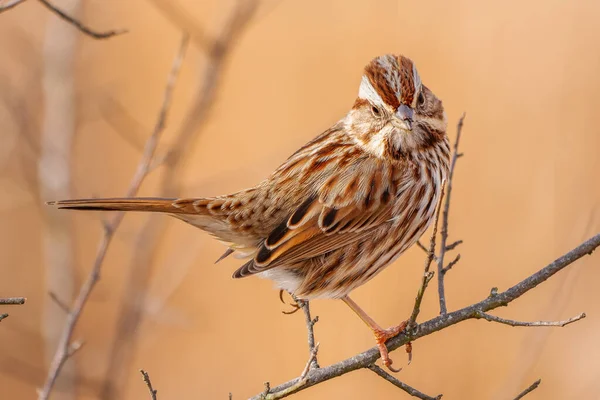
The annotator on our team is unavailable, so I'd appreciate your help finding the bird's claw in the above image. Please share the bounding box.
[373,321,408,373]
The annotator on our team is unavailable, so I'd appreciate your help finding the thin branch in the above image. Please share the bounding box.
[0,0,26,12]
[367,365,442,400]
[415,240,438,262]
[300,343,320,380]
[445,240,462,252]
[408,184,446,328]
[442,254,461,274]
[37,0,127,39]
[140,369,158,400]
[437,113,466,315]
[249,232,600,399]
[0,297,26,305]
[0,313,9,322]
[475,311,585,327]
[300,300,319,370]
[38,34,189,400]
[48,291,70,313]
[513,379,541,400]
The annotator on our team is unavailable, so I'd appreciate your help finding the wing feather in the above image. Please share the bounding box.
[233,155,403,278]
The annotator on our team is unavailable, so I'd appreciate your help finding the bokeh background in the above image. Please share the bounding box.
[1,0,599,399]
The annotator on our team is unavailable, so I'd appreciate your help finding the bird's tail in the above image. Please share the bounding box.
[46,197,186,213]
[46,196,258,252]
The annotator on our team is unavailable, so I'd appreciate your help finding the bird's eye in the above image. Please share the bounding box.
[371,105,381,115]
[417,92,425,106]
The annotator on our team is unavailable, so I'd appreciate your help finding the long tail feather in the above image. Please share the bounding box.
[46,197,182,213]
[47,195,260,249]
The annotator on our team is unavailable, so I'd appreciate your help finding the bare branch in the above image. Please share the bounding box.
[300,300,319,370]
[0,297,26,305]
[140,369,158,400]
[300,343,320,380]
[444,240,462,251]
[37,0,126,39]
[437,113,466,314]
[442,254,461,274]
[48,291,70,313]
[368,365,442,400]
[513,379,541,400]
[249,231,600,399]
[0,0,26,12]
[0,313,9,322]
[38,34,189,400]
[415,240,438,262]
[408,184,446,328]
[475,311,586,327]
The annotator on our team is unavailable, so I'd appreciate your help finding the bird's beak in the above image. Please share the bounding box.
[395,104,414,131]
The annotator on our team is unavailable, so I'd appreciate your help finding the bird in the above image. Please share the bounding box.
[47,54,450,371]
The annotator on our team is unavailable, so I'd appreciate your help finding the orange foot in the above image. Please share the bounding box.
[372,320,408,372]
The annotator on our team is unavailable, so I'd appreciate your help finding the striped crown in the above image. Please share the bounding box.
[358,54,422,110]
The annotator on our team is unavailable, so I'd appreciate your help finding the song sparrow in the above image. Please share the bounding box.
[48,54,450,371]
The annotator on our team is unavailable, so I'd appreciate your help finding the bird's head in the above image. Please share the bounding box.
[346,54,447,160]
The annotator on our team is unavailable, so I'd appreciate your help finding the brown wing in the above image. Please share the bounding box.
[233,155,403,278]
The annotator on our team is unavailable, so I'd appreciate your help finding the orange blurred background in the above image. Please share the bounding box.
[1,0,599,399]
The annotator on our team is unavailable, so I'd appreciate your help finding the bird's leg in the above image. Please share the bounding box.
[342,295,407,372]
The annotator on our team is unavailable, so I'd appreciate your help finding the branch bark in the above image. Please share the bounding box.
[0,297,26,304]
[0,297,25,322]
[249,232,599,399]
[513,379,541,400]
[474,311,585,327]
[140,369,158,400]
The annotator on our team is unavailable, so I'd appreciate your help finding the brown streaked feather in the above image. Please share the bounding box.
[231,155,403,278]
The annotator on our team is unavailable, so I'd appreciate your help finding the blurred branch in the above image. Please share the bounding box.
[474,311,586,327]
[367,365,442,400]
[140,370,158,400]
[0,0,26,12]
[437,113,465,315]
[513,379,541,400]
[0,0,126,38]
[38,3,81,396]
[48,291,70,314]
[0,313,9,322]
[100,2,258,397]
[0,297,26,305]
[37,0,126,39]
[37,33,189,400]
